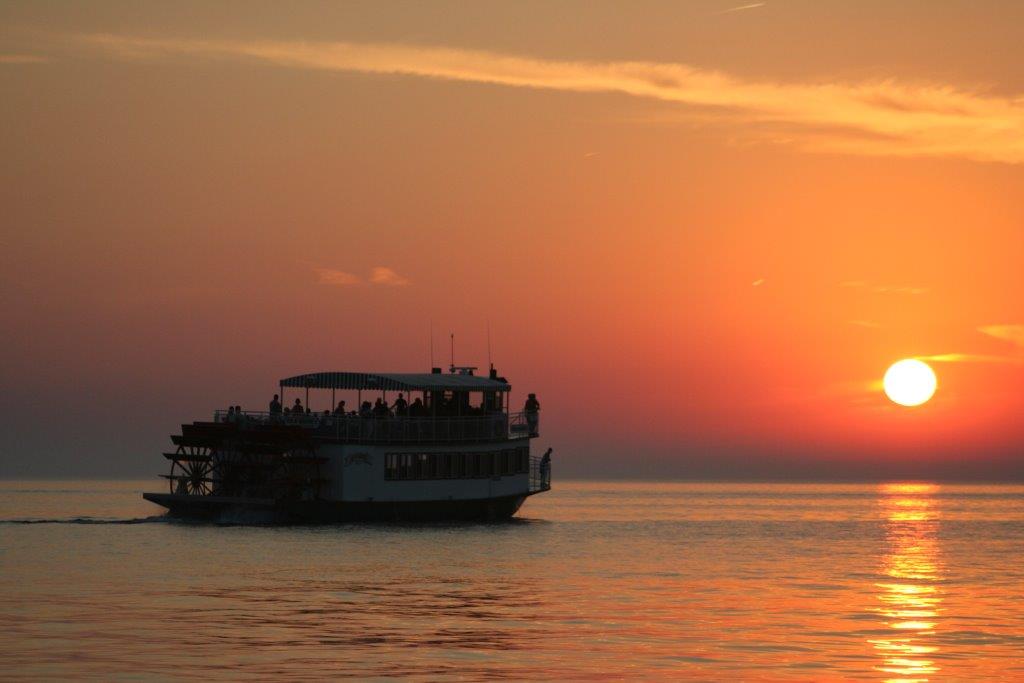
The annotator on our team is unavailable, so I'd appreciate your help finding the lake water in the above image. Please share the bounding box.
[1,480,1022,681]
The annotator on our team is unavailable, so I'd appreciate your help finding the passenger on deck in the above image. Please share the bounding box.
[359,401,372,417]
[225,406,235,423]
[524,393,540,435]
[373,398,390,417]
[333,400,346,416]
[269,394,282,415]
[392,393,408,416]
[409,397,425,417]
[234,405,244,424]
[292,398,304,415]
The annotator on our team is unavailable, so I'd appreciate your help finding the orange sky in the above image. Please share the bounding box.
[1,1,1023,478]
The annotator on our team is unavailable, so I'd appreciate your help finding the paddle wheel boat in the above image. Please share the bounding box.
[142,366,551,522]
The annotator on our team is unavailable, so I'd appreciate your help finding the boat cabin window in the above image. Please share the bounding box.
[383,448,529,480]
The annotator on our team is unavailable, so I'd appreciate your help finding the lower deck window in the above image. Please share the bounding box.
[384,447,529,480]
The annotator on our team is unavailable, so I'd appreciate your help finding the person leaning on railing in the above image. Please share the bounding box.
[540,449,551,487]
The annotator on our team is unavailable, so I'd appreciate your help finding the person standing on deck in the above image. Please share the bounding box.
[524,393,540,436]
[392,393,408,417]
[269,394,282,415]
[409,397,424,416]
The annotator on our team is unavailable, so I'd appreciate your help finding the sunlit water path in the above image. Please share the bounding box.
[1,481,1022,680]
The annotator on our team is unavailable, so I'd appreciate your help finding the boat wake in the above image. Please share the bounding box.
[0,515,170,525]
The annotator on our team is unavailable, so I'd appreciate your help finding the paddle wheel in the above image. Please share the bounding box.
[162,422,327,502]
[167,445,217,496]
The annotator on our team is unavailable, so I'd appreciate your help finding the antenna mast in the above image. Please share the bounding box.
[487,320,492,369]
[429,320,434,368]
[450,332,455,369]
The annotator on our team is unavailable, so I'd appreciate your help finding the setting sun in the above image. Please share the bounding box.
[884,360,938,407]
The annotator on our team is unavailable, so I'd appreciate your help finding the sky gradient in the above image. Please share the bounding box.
[2,1,1023,479]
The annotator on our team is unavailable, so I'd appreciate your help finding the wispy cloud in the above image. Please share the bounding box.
[76,34,1024,165]
[916,352,1023,364]
[315,268,360,286]
[912,325,1024,365]
[840,281,928,295]
[0,54,49,64]
[717,3,766,14]
[875,285,928,295]
[316,266,411,286]
[370,266,410,286]
[979,324,1024,348]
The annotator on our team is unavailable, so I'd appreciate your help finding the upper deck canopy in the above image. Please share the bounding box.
[279,372,510,393]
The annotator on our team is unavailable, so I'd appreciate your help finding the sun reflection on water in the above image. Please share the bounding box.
[868,483,942,683]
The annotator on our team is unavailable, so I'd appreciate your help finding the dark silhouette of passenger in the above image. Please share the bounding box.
[393,393,408,416]
[234,405,244,424]
[269,394,282,414]
[373,398,389,417]
[292,398,304,415]
[360,401,372,417]
[524,393,540,435]
[540,448,551,487]
[334,401,346,416]
[409,397,424,416]
[225,406,235,423]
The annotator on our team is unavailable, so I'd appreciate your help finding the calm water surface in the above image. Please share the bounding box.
[1,480,1022,681]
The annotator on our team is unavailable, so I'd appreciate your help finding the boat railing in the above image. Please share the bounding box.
[212,409,537,443]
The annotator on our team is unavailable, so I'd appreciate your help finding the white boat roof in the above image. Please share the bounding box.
[279,372,510,393]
